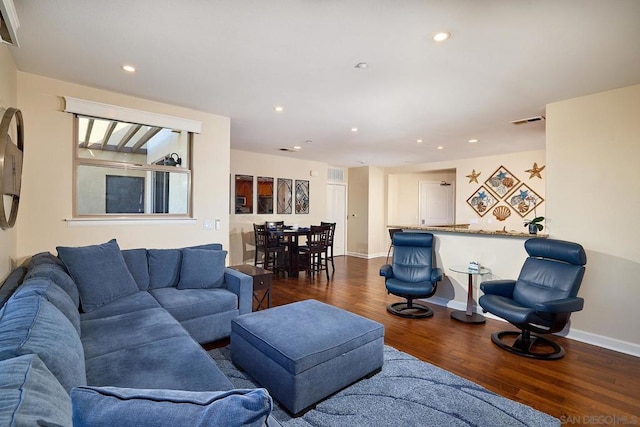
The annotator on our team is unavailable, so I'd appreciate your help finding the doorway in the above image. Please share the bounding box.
[419,181,455,226]
[327,184,347,256]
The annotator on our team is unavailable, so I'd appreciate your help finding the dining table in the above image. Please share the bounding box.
[269,227,310,278]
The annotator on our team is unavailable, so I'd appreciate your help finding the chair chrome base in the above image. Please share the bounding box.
[491,330,565,360]
[387,302,433,319]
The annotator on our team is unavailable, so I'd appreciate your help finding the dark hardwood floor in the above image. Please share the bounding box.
[261,255,640,424]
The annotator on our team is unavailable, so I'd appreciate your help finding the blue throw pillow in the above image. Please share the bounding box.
[148,249,182,289]
[71,386,272,427]
[121,248,150,291]
[177,249,227,289]
[0,295,86,392]
[0,354,72,426]
[57,239,139,312]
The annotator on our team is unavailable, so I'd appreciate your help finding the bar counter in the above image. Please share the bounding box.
[388,224,547,239]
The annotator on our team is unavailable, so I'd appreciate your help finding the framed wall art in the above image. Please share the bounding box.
[277,178,292,214]
[466,185,497,217]
[507,183,544,217]
[484,165,520,199]
[295,179,309,214]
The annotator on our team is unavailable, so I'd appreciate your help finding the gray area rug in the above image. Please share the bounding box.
[208,345,559,427]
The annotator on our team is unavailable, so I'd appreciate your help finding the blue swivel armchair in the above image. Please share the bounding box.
[380,232,443,318]
[479,238,587,360]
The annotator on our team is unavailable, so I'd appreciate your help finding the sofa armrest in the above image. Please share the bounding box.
[224,268,253,315]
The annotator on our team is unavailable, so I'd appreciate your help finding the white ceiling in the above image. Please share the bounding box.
[7,0,640,167]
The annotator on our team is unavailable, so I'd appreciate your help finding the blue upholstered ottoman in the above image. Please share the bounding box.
[230,299,384,415]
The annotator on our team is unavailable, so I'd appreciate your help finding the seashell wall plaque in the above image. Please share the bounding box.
[484,165,521,199]
[507,183,544,217]
[466,185,497,217]
[492,205,511,221]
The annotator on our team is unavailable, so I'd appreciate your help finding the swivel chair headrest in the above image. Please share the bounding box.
[525,238,587,266]
[393,232,434,248]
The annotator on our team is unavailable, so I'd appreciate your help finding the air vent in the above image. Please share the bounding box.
[0,0,20,47]
[328,168,345,182]
[510,116,545,125]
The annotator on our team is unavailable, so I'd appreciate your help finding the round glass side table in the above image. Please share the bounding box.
[448,265,491,324]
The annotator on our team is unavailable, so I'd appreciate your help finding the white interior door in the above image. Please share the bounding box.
[419,181,455,226]
[327,184,346,256]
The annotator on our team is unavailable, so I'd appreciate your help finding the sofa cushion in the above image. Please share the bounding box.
[121,248,150,291]
[71,386,272,427]
[186,243,224,251]
[25,263,80,308]
[12,277,81,335]
[28,251,67,269]
[0,354,72,427]
[79,291,160,321]
[148,249,182,289]
[81,307,187,360]
[0,295,86,392]
[177,249,227,289]
[84,335,233,391]
[150,287,238,322]
[57,239,139,313]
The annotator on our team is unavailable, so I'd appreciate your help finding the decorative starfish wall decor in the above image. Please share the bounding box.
[466,169,481,183]
[525,162,545,179]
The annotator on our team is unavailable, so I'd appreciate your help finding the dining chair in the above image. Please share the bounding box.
[298,225,330,280]
[320,221,336,272]
[253,223,286,274]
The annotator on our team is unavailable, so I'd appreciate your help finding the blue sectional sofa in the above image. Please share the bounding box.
[0,239,281,426]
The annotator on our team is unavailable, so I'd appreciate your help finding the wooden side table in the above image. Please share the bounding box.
[228,264,273,311]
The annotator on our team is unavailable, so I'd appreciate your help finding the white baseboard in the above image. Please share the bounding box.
[346,251,387,260]
[425,297,640,358]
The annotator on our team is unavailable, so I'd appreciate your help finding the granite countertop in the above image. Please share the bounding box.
[388,224,547,238]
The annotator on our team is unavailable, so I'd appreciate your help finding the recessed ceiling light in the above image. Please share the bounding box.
[351,127,358,132]
[433,32,451,42]
[416,139,423,144]
[273,106,284,112]
[437,146,444,150]
[293,145,301,150]
[468,139,479,143]
[121,65,136,73]
[354,62,368,69]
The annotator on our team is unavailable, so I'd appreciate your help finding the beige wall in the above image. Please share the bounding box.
[229,149,328,265]
[546,84,640,351]
[346,166,370,256]
[0,45,18,279]
[15,73,231,259]
[387,170,456,226]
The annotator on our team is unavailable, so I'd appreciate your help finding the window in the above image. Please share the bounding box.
[73,114,193,217]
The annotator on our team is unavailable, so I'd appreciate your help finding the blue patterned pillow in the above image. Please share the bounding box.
[0,354,72,426]
[177,249,227,289]
[71,386,272,427]
[57,239,139,312]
